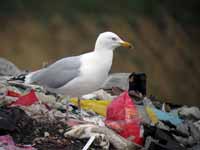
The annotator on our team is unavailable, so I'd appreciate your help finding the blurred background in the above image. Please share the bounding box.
[0,0,200,106]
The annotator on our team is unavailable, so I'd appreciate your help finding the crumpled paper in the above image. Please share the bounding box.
[64,124,139,150]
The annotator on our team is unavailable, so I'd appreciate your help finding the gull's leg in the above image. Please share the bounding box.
[64,95,70,120]
[78,97,81,111]
[77,97,84,120]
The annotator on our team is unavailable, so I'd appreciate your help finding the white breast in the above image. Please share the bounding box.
[80,51,113,77]
[57,50,114,96]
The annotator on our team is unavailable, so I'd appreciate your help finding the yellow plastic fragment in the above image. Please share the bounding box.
[145,106,158,124]
[69,98,111,116]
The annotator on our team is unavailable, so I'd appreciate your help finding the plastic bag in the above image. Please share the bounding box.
[69,98,111,116]
[105,91,143,145]
[10,90,38,106]
[145,106,182,126]
[153,108,182,125]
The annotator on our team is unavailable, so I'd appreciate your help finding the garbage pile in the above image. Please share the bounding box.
[0,58,200,150]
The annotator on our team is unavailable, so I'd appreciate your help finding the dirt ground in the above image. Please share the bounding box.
[0,107,105,150]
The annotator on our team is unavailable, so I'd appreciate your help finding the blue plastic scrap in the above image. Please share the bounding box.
[153,108,183,125]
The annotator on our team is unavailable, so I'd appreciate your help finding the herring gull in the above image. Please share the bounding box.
[25,31,132,99]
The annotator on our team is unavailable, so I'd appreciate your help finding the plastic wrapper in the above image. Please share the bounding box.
[105,91,143,145]
[10,90,38,106]
[69,98,111,116]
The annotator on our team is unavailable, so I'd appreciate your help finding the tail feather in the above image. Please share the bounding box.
[25,70,39,84]
[25,73,33,84]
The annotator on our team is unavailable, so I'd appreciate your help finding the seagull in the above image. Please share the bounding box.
[25,31,132,111]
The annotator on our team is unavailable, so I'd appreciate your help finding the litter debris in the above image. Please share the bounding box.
[102,73,130,90]
[173,121,200,147]
[0,67,199,150]
[0,107,97,150]
[70,98,111,116]
[64,124,139,150]
[145,106,159,124]
[7,90,21,97]
[0,135,36,150]
[143,124,184,150]
[128,72,146,96]
[82,135,96,150]
[0,58,21,76]
[82,89,116,100]
[178,106,200,120]
[105,91,143,145]
[0,107,32,133]
[10,90,38,106]
[146,107,182,125]
[44,132,50,137]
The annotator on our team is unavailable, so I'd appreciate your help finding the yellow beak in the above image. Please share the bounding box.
[120,41,133,48]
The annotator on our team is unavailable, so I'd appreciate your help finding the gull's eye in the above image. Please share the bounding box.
[111,37,117,41]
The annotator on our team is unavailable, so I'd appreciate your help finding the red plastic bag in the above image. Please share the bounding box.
[10,90,38,106]
[7,90,21,97]
[105,91,143,145]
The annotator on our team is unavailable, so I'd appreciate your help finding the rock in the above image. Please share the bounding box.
[102,73,130,90]
[0,58,21,76]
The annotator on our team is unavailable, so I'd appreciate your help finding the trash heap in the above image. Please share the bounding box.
[0,58,200,150]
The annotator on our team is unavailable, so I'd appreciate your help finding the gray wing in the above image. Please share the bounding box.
[31,56,81,88]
